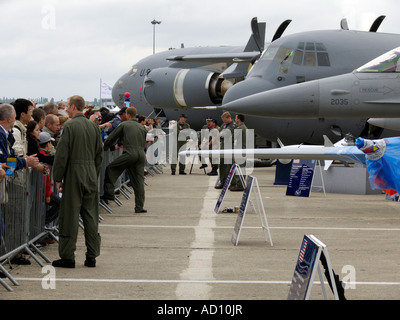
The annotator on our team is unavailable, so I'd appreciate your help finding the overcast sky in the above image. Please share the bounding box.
[1,0,399,102]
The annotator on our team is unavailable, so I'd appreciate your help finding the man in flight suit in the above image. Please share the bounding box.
[171,114,190,175]
[215,112,236,189]
[230,113,248,191]
[52,95,104,268]
[102,107,147,213]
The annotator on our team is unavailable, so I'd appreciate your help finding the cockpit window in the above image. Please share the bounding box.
[127,65,138,77]
[275,47,294,64]
[295,42,330,67]
[305,42,315,51]
[261,42,331,67]
[357,48,400,73]
[315,43,327,51]
[261,47,279,60]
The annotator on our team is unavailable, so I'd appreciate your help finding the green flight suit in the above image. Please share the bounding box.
[103,118,147,212]
[171,121,191,173]
[218,121,236,185]
[53,113,104,260]
[231,122,248,188]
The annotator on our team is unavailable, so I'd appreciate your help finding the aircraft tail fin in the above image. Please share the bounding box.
[247,18,266,53]
[323,135,333,147]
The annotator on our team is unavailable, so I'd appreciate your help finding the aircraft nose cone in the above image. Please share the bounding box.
[222,78,276,104]
[221,81,320,118]
[112,77,127,107]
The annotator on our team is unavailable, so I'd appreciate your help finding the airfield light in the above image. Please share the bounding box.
[151,19,162,54]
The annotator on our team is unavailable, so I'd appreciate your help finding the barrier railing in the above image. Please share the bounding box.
[0,146,164,292]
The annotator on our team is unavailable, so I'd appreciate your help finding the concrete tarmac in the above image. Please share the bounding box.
[1,164,400,302]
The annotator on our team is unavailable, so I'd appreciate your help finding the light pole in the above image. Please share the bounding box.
[151,19,161,54]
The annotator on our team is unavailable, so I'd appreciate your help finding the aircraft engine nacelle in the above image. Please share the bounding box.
[143,67,227,109]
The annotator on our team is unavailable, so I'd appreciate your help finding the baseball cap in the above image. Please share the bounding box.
[38,132,55,144]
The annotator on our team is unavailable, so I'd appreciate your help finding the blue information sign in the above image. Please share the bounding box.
[287,235,323,300]
[286,159,316,197]
[214,164,237,213]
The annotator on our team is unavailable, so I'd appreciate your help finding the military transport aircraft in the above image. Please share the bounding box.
[112,18,268,128]
[112,16,400,144]
[220,46,400,119]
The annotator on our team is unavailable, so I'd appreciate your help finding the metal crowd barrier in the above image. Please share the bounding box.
[0,146,164,292]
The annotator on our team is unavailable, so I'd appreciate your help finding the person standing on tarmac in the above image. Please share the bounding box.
[215,112,235,189]
[229,113,247,191]
[171,114,190,175]
[207,119,220,176]
[102,107,147,213]
[52,95,104,268]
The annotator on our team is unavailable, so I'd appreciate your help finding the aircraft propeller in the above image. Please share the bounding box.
[369,15,386,32]
[251,17,265,53]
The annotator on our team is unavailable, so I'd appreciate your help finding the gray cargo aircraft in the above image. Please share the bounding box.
[112,18,268,128]
[112,16,400,144]
[221,46,400,119]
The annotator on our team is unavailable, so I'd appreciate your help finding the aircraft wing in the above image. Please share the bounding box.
[180,145,366,164]
[166,52,260,63]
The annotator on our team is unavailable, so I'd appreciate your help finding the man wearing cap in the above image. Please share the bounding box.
[52,95,103,268]
[102,107,147,213]
[171,114,190,175]
[108,106,127,134]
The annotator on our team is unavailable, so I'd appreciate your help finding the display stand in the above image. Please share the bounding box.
[287,235,339,300]
[214,164,238,214]
[311,160,326,197]
[231,175,273,247]
[286,159,325,197]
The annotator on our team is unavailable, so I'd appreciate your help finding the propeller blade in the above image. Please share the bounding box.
[369,15,386,32]
[340,18,349,30]
[251,17,264,53]
[271,19,292,42]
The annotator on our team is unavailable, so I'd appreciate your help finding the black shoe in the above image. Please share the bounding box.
[179,171,186,175]
[135,209,147,213]
[101,195,117,205]
[229,185,244,192]
[200,164,208,169]
[84,257,96,268]
[215,184,223,189]
[171,170,176,175]
[52,258,75,268]
[207,170,218,176]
